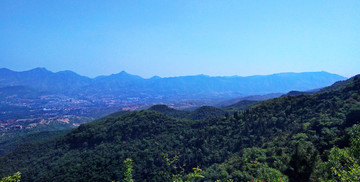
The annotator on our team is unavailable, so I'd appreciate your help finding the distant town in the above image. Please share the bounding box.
[0,92,208,132]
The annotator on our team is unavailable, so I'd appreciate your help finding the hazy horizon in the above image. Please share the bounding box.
[1,66,350,79]
[1,1,359,78]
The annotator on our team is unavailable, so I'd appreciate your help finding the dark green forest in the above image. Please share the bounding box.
[0,76,360,181]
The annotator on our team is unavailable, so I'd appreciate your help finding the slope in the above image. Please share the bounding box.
[0,130,70,156]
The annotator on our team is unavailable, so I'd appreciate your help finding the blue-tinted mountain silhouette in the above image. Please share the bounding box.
[0,68,347,98]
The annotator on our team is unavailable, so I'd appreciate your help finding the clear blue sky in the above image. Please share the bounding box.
[0,0,359,78]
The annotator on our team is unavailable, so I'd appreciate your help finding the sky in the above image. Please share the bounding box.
[0,0,359,78]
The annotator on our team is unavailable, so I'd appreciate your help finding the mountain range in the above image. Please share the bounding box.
[0,68,347,99]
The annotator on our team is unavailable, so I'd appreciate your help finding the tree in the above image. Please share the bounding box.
[0,172,21,182]
[325,125,360,181]
[123,158,134,182]
[285,134,318,182]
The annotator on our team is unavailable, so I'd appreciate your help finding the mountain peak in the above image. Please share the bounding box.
[56,70,91,81]
[0,68,15,77]
[31,67,49,71]
[0,68,12,71]
[195,74,210,77]
[56,70,81,76]
[119,70,128,74]
[110,71,143,79]
[0,68,13,73]
[26,67,52,74]
[57,70,77,74]
[112,71,131,76]
[150,75,161,79]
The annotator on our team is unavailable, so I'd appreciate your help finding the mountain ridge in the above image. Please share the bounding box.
[0,67,347,81]
[0,67,348,108]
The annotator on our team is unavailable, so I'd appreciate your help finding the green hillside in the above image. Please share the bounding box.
[148,104,191,119]
[0,130,70,156]
[0,77,359,181]
[148,104,226,120]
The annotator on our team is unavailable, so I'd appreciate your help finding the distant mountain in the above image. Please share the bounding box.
[0,85,40,99]
[0,68,91,94]
[0,68,347,99]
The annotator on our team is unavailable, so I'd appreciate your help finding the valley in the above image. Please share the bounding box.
[0,68,346,133]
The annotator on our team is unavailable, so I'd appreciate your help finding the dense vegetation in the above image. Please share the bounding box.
[0,76,359,181]
[0,130,70,156]
[148,105,226,120]
[222,100,260,113]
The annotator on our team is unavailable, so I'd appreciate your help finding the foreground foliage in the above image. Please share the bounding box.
[323,126,360,181]
[0,172,21,182]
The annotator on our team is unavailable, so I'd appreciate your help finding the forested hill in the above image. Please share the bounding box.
[0,76,359,181]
